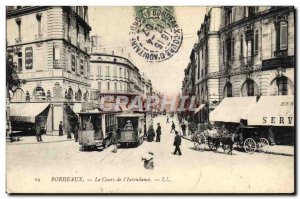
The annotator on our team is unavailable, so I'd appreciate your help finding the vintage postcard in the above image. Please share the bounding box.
[6,6,295,194]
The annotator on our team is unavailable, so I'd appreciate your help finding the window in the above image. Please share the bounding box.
[34,86,46,101]
[225,83,233,97]
[12,88,25,102]
[98,82,101,90]
[254,29,259,55]
[36,13,42,35]
[53,47,61,64]
[277,76,288,95]
[225,9,232,25]
[226,37,234,61]
[276,22,288,51]
[71,54,76,71]
[98,66,101,76]
[83,91,89,101]
[114,67,117,77]
[25,91,30,102]
[66,87,73,100]
[16,18,21,41]
[119,68,122,78]
[240,34,244,57]
[106,66,110,76]
[114,82,117,91]
[107,82,110,91]
[246,79,254,96]
[46,90,51,101]
[80,59,84,75]
[76,90,82,101]
[248,7,255,17]
[17,52,22,72]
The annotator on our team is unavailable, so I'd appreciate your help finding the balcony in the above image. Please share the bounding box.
[240,56,254,67]
[274,50,288,57]
[35,34,43,40]
[15,37,22,43]
[262,56,294,71]
[18,70,89,85]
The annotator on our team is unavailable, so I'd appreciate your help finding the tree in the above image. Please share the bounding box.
[6,51,24,95]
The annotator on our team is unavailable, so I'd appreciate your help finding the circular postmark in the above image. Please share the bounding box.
[129,6,183,63]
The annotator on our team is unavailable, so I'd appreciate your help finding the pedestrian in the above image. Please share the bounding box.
[268,126,275,146]
[59,121,63,136]
[73,124,79,142]
[66,125,72,139]
[166,116,169,124]
[173,131,182,155]
[147,125,155,142]
[156,123,161,142]
[36,124,43,142]
[170,121,176,133]
[111,129,118,153]
[181,122,186,136]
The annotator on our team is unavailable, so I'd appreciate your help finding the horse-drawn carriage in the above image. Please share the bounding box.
[193,125,270,154]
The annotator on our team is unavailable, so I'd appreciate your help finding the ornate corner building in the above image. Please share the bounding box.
[6,6,92,134]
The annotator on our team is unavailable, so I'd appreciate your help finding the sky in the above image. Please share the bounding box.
[89,6,207,97]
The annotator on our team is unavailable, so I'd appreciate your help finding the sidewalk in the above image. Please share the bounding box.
[181,134,294,156]
[6,134,75,145]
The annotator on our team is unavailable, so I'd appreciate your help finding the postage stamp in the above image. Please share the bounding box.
[130,6,183,62]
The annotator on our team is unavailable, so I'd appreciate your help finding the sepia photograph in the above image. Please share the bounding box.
[5,5,295,194]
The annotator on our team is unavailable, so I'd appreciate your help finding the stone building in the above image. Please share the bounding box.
[6,6,91,134]
[89,53,152,105]
[193,7,222,123]
[218,6,294,98]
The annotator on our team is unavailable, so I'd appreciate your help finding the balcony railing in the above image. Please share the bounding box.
[274,50,288,57]
[240,56,254,67]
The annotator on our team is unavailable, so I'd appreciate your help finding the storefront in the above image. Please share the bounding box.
[10,103,50,135]
[244,95,294,145]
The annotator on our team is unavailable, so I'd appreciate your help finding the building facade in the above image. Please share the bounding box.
[218,6,294,99]
[6,6,91,133]
[90,53,152,105]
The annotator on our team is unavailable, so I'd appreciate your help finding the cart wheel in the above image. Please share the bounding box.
[194,133,206,152]
[208,138,218,151]
[244,138,256,154]
[258,138,269,153]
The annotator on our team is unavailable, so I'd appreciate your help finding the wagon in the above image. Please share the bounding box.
[193,126,270,154]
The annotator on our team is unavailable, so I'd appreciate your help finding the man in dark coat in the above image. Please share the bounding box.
[36,124,43,142]
[156,123,161,142]
[173,131,182,155]
[111,130,118,153]
[181,122,186,136]
[147,125,155,142]
[59,121,63,136]
[74,125,79,142]
[170,121,176,133]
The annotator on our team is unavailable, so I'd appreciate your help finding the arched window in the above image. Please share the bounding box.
[12,88,25,102]
[83,91,89,101]
[224,82,233,97]
[25,91,30,102]
[33,86,46,101]
[241,79,259,97]
[46,90,51,101]
[66,87,73,101]
[77,89,82,101]
[246,79,254,96]
[277,76,288,95]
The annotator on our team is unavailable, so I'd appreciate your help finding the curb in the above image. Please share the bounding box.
[6,138,75,145]
[181,135,294,156]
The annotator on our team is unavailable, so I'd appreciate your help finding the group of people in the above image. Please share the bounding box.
[146,123,161,142]
[58,121,79,142]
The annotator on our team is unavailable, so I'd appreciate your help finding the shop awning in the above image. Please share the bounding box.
[245,95,294,126]
[194,104,206,114]
[10,103,50,123]
[209,97,257,123]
